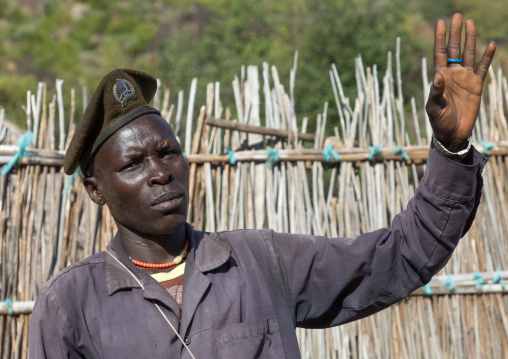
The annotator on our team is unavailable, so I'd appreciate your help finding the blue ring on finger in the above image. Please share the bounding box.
[447,58,463,63]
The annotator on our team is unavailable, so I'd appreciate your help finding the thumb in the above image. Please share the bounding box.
[429,72,445,100]
[426,72,446,118]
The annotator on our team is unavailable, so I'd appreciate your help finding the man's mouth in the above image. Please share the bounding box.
[151,193,185,210]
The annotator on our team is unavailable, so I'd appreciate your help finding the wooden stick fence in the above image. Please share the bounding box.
[1,40,507,358]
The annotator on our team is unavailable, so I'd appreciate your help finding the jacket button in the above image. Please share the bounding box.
[184,336,191,345]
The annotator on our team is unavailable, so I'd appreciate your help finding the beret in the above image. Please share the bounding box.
[63,68,161,175]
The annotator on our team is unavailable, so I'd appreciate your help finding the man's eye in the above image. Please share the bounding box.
[121,162,138,171]
[162,150,181,158]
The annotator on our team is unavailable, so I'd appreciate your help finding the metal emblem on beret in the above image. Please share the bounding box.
[113,79,137,106]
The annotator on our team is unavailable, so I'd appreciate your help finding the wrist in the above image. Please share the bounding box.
[433,134,472,160]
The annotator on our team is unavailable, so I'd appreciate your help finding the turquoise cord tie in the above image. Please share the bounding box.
[266,148,280,165]
[182,152,186,159]
[62,167,83,195]
[394,146,410,161]
[444,274,456,291]
[367,145,382,161]
[423,284,432,295]
[322,144,340,163]
[2,299,13,315]
[226,146,237,165]
[493,270,505,291]
[473,272,484,291]
[477,140,494,155]
[1,131,34,177]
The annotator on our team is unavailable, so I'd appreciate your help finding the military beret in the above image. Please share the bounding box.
[63,68,161,175]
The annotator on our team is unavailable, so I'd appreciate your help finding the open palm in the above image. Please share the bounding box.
[426,14,496,152]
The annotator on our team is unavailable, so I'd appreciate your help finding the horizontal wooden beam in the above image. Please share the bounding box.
[184,146,431,164]
[411,271,508,296]
[0,147,65,167]
[0,301,35,315]
[205,117,317,142]
[1,143,508,168]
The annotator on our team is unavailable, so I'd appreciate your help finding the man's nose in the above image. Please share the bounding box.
[148,158,173,185]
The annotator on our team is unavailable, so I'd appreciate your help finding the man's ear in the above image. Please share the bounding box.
[83,176,106,206]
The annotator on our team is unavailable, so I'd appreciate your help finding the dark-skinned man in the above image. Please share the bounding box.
[29,14,496,358]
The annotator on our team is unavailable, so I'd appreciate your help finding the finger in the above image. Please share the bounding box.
[433,19,448,73]
[447,13,463,66]
[462,19,476,69]
[475,41,496,81]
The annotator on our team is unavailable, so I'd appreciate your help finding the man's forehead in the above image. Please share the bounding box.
[121,114,176,137]
[103,115,177,150]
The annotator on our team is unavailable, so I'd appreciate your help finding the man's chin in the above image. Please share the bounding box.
[158,217,187,235]
[117,214,188,237]
[150,214,188,235]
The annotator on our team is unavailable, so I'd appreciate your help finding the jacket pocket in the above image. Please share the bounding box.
[215,317,284,359]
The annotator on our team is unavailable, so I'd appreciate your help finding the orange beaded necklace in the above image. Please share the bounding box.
[130,240,189,269]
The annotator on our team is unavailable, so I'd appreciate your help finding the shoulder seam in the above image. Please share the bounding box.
[43,252,107,291]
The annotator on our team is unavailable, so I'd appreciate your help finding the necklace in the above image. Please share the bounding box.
[130,240,189,269]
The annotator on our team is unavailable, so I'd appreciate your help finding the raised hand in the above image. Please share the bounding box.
[426,13,496,152]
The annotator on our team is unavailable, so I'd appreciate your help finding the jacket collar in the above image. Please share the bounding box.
[105,239,143,296]
[191,228,231,273]
[104,223,231,296]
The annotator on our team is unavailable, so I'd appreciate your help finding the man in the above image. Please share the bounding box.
[30,14,495,358]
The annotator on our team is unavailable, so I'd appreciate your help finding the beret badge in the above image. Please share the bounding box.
[113,78,137,106]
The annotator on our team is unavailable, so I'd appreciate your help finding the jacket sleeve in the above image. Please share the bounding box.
[268,144,487,328]
[29,289,83,358]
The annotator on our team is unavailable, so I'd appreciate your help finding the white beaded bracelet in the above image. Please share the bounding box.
[432,134,473,160]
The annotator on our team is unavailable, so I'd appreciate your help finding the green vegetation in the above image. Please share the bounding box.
[0,0,505,131]
[0,74,37,122]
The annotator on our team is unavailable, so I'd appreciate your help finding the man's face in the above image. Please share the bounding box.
[87,113,189,236]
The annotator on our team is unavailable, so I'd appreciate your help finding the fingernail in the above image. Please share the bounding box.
[434,74,441,86]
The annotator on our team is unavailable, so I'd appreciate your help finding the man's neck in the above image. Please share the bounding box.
[116,223,187,267]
